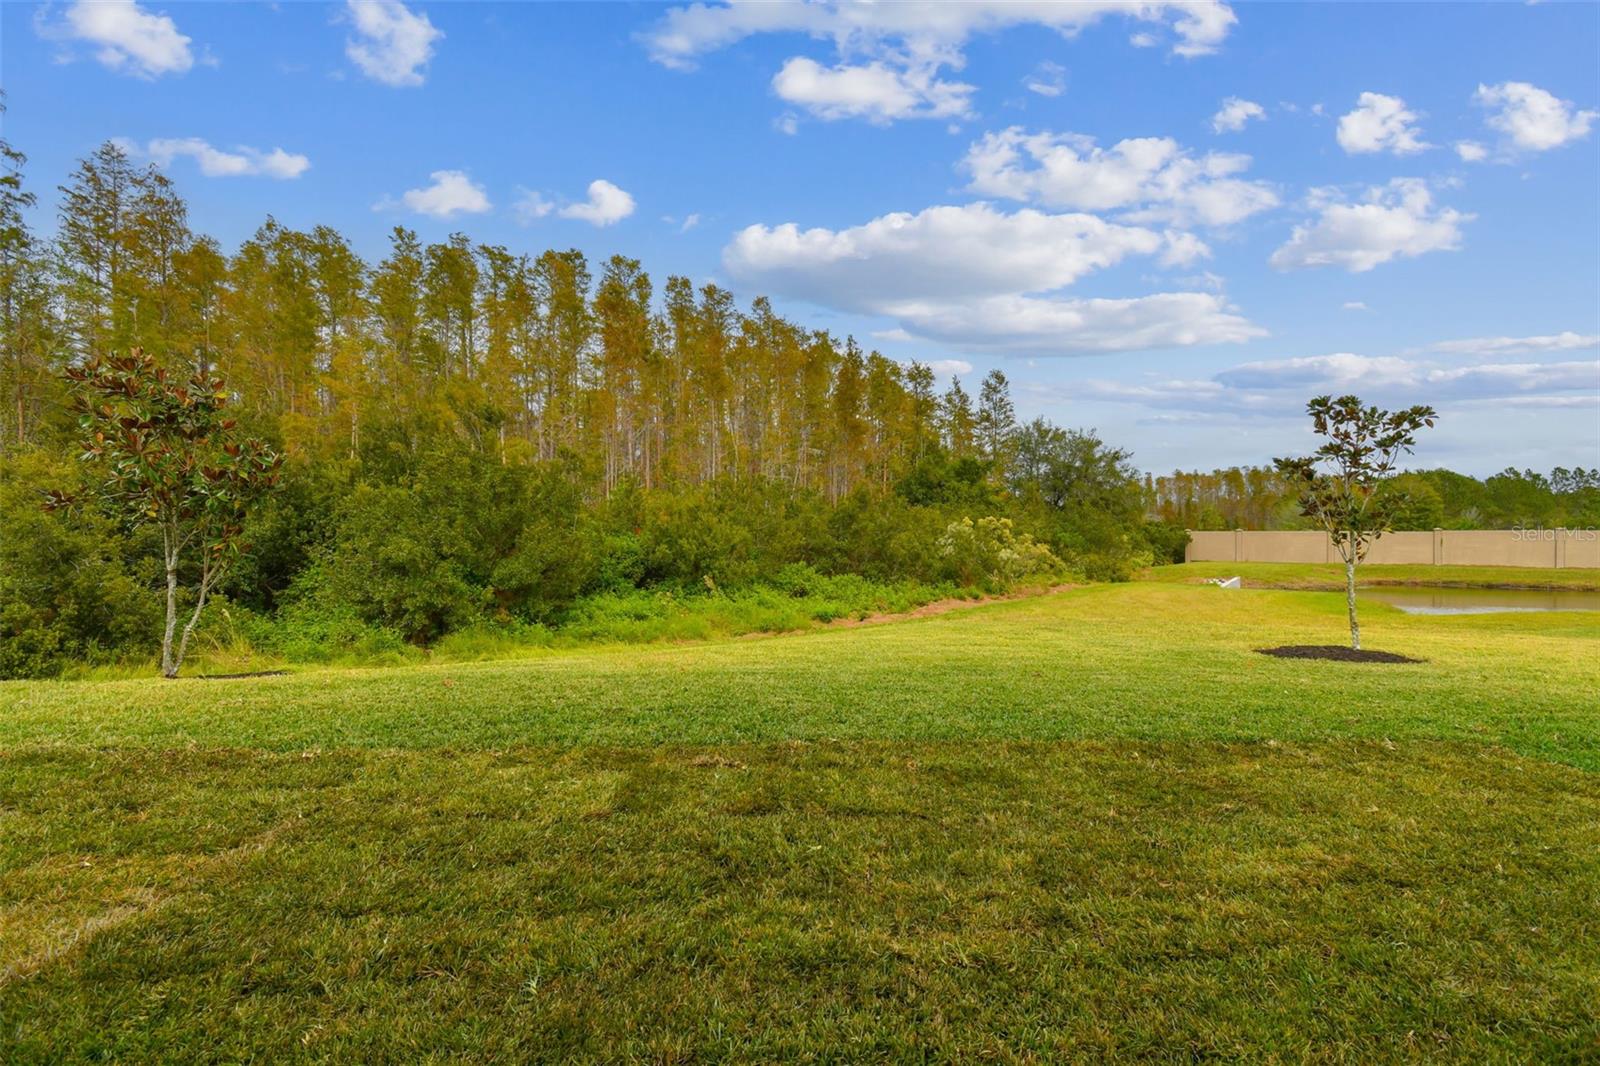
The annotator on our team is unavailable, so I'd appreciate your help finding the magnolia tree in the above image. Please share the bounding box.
[50,349,280,677]
[1274,395,1437,651]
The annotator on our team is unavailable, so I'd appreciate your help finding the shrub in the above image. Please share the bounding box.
[936,516,1065,590]
[0,451,159,678]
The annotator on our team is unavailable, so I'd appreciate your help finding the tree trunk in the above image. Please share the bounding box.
[170,557,217,679]
[160,536,180,678]
[1345,556,1361,651]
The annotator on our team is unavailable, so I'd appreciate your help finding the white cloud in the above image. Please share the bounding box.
[1084,352,1600,415]
[1217,353,1421,390]
[872,328,916,344]
[382,170,491,218]
[1473,81,1597,152]
[145,138,309,179]
[642,1,1237,68]
[897,292,1264,353]
[1023,61,1066,97]
[724,201,1262,354]
[558,180,636,226]
[924,358,974,377]
[1211,96,1265,133]
[1430,331,1598,358]
[772,56,973,122]
[1269,179,1470,273]
[1454,140,1488,162]
[962,127,1279,228]
[726,203,1164,305]
[513,188,554,224]
[1336,92,1429,155]
[345,0,441,87]
[774,113,800,136]
[641,2,1234,126]
[1219,353,1600,403]
[1342,301,1370,311]
[679,213,701,232]
[53,0,194,78]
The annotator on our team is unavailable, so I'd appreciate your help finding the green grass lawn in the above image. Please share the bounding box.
[3,581,1598,1061]
[1146,560,1600,590]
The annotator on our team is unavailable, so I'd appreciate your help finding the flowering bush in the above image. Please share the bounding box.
[936,516,1065,590]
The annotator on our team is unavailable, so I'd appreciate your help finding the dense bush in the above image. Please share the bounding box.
[0,451,160,677]
[936,517,1066,589]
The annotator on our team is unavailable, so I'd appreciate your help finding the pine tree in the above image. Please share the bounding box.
[976,368,1017,478]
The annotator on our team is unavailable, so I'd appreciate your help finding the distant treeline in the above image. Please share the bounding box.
[1148,465,1600,531]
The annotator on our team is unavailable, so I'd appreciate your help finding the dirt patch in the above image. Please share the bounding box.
[189,670,290,681]
[825,583,1079,630]
[1256,645,1426,664]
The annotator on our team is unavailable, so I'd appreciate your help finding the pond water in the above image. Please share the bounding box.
[1357,586,1600,615]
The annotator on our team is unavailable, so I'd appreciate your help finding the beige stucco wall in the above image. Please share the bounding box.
[1185,528,1600,569]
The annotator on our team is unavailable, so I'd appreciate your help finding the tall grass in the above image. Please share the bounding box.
[112,566,1029,676]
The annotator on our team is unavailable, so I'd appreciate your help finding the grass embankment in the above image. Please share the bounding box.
[66,574,1019,680]
[3,582,1598,1060]
[1146,560,1600,590]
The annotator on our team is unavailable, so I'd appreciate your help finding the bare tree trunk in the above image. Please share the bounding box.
[1345,555,1360,651]
[160,531,180,678]
[170,556,217,679]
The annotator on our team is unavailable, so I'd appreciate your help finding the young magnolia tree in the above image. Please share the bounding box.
[51,349,280,677]
[1274,395,1437,650]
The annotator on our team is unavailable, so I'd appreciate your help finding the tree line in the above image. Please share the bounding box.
[5,141,1039,501]
[7,136,1589,678]
[1148,465,1600,532]
[1,137,1166,677]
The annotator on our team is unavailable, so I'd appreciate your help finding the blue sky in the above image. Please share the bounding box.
[8,0,1599,475]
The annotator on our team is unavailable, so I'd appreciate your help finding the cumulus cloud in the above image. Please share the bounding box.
[1211,96,1265,133]
[962,127,1278,228]
[641,2,1235,125]
[1454,140,1488,163]
[1269,179,1470,273]
[1336,92,1430,155]
[48,0,194,78]
[1473,81,1597,152]
[1342,301,1370,312]
[724,201,1262,354]
[558,180,636,226]
[772,56,973,122]
[346,0,442,87]
[145,138,309,179]
[380,170,491,218]
[726,203,1164,305]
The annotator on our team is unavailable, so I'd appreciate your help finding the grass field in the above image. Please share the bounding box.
[4,574,1598,1060]
[1145,560,1600,590]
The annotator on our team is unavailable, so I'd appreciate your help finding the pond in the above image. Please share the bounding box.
[1358,586,1600,615]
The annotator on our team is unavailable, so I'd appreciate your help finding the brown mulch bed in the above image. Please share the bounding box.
[1256,645,1426,664]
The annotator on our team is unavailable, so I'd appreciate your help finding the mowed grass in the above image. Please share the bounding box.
[3,581,1596,767]
[3,579,1598,1061]
[1145,560,1600,590]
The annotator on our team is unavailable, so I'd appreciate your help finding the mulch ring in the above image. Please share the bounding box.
[1256,645,1426,664]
